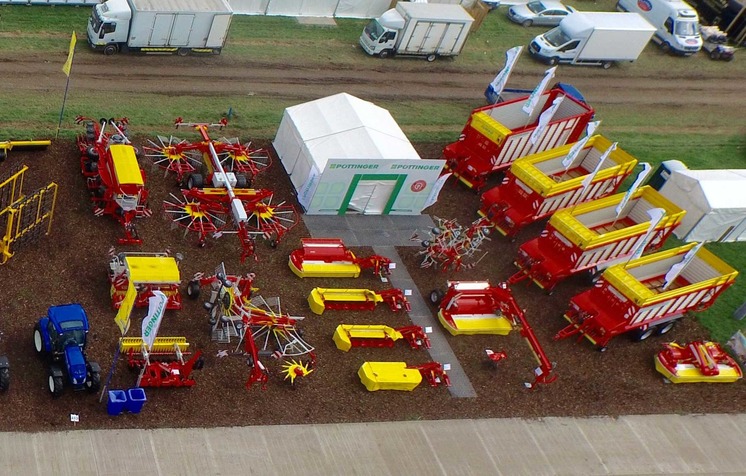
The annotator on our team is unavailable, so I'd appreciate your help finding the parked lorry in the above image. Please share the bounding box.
[617,0,703,55]
[87,0,233,56]
[529,12,657,68]
[33,304,102,397]
[359,2,474,61]
[555,243,737,350]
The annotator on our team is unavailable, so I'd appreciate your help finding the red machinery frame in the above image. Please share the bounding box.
[76,116,151,245]
[126,348,204,388]
[289,238,394,278]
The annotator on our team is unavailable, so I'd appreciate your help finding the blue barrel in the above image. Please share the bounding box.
[125,387,147,414]
[107,390,127,416]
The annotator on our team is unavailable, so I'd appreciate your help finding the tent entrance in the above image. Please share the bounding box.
[341,174,406,215]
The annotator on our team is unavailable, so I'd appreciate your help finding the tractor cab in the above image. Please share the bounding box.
[44,304,90,353]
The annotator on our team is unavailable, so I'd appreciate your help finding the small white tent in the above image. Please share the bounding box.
[273,93,444,215]
[659,169,746,242]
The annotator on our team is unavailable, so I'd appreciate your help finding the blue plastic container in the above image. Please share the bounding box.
[126,387,147,414]
[107,390,127,416]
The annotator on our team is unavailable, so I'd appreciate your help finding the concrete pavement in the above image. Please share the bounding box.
[4,414,745,475]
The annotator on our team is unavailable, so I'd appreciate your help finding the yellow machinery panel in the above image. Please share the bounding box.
[308,288,381,315]
[333,325,402,352]
[437,310,512,336]
[125,255,181,284]
[119,337,189,353]
[358,362,422,391]
[471,111,510,145]
[110,144,144,186]
[289,259,361,278]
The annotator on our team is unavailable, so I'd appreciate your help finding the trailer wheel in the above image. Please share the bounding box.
[426,54,437,62]
[633,326,655,342]
[177,48,190,57]
[429,289,444,305]
[656,321,676,336]
[187,280,201,300]
[103,44,118,56]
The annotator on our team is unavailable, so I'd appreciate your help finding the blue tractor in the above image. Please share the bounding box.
[33,304,101,397]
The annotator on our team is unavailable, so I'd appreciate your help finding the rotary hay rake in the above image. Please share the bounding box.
[150,119,297,262]
[418,216,492,272]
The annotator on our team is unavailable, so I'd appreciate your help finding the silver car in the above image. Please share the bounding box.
[507,1,577,27]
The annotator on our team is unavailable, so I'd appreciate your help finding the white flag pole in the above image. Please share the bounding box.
[613,162,653,225]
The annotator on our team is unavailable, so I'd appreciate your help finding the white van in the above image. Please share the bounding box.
[616,0,702,55]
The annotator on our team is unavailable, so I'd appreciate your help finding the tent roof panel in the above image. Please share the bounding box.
[676,169,746,209]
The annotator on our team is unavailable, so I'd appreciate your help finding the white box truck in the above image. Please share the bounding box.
[87,0,233,56]
[617,0,702,55]
[529,12,656,68]
[359,2,474,61]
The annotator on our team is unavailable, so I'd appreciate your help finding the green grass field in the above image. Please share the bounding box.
[0,2,745,342]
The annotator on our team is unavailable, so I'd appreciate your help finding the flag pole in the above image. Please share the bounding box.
[57,31,77,140]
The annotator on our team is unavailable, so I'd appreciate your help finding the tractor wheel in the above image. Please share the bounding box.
[186,173,204,190]
[633,326,655,342]
[187,280,201,299]
[0,367,9,392]
[86,369,101,393]
[656,321,676,336]
[48,371,63,398]
[429,289,444,305]
[33,324,45,356]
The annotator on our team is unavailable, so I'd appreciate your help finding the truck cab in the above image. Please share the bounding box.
[617,0,702,55]
[87,0,132,55]
[359,8,405,58]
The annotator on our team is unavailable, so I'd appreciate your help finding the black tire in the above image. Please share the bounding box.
[187,280,201,299]
[710,50,720,60]
[426,54,437,62]
[235,174,249,189]
[103,44,118,56]
[378,50,391,59]
[661,42,671,53]
[521,19,532,27]
[656,321,676,336]
[549,57,559,66]
[429,289,444,305]
[602,61,613,70]
[186,173,204,190]
[86,369,101,393]
[84,161,99,173]
[0,367,9,392]
[86,146,99,161]
[33,324,45,355]
[194,356,205,370]
[177,48,190,57]
[49,371,63,398]
[633,326,655,342]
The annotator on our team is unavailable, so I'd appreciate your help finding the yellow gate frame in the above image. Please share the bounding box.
[0,165,57,264]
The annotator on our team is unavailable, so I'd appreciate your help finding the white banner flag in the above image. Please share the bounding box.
[489,46,523,102]
[561,120,601,170]
[142,291,168,351]
[663,242,704,290]
[615,163,652,218]
[530,96,564,145]
[423,173,452,210]
[630,208,666,261]
[580,142,617,195]
[522,66,557,117]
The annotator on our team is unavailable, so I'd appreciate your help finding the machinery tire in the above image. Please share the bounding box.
[0,151,6,162]
[426,54,437,62]
[521,19,533,27]
[49,371,63,398]
[656,321,676,336]
[33,324,45,355]
[187,280,201,299]
[0,367,9,392]
[84,160,98,173]
[429,289,444,305]
[86,370,101,393]
[86,146,99,161]
[235,174,249,189]
[633,326,655,342]
[186,173,204,190]
[103,44,118,56]
[177,48,190,57]
[194,356,205,370]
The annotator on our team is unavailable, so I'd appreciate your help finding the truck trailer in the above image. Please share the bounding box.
[529,12,657,68]
[359,2,474,61]
[87,0,233,55]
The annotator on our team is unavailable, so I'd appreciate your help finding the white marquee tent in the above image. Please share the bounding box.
[659,169,746,242]
[273,93,444,215]
[227,0,472,17]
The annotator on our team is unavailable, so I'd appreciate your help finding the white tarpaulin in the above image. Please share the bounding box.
[334,0,392,18]
[659,169,746,242]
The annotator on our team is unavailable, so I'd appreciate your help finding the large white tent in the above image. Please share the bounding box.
[228,0,474,17]
[659,169,746,242]
[273,93,444,215]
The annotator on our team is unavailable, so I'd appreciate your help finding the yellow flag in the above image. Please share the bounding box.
[114,281,137,335]
[62,32,77,77]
